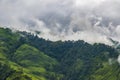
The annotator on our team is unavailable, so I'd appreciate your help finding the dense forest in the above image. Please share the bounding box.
[0,27,120,80]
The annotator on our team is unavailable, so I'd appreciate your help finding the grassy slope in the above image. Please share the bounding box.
[0,28,63,80]
[12,44,62,80]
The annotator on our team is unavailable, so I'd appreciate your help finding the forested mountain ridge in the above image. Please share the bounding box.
[0,27,120,80]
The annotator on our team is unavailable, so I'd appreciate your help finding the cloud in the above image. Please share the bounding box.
[117,55,120,64]
[0,0,120,45]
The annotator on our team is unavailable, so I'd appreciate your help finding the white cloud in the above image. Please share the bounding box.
[117,55,120,64]
[0,0,120,45]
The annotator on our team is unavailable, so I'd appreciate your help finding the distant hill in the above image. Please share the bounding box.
[0,27,120,80]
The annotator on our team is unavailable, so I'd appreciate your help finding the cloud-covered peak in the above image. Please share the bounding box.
[0,0,120,45]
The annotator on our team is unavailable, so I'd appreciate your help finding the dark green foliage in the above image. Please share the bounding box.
[0,27,120,80]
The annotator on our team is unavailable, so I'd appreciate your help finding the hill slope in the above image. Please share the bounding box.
[0,27,120,80]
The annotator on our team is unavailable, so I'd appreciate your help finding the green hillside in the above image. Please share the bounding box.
[0,27,120,80]
[0,28,62,80]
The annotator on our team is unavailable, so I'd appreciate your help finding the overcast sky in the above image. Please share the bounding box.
[0,0,120,45]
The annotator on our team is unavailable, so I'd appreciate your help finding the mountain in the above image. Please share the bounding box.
[0,27,120,80]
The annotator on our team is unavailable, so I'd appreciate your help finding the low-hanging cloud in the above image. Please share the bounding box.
[0,0,120,45]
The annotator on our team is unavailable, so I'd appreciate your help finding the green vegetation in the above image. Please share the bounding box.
[0,27,120,80]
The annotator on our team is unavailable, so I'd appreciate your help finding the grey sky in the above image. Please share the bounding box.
[0,0,120,45]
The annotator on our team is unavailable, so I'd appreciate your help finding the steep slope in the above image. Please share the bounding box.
[58,44,119,80]
[0,28,32,80]
[12,44,62,80]
[0,28,63,80]
[0,27,120,80]
[22,31,120,80]
[90,62,120,80]
[0,43,62,80]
